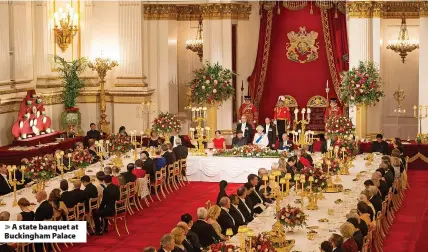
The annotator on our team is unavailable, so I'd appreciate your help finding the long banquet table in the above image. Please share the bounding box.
[230,154,381,252]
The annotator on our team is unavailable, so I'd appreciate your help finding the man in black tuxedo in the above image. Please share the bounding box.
[329,233,344,252]
[170,130,184,148]
[229,194,247,227]
[121,163,137,183]
[35,191,54,221]
[92,175,120,235]
[236,116,253,144]
[181,213,202,252]
[278,133,293,151]
[87,123,101,140]
[141,151,155,180]
[190,207,221,247]
[217,197,237,235]
[71,180,88,207]
[173,138,188,160]
[177,221,197,252]
[371,134,389,155]
[237,187,253,223]
[263,117,277,149]
[373,171,388,200]
[232,130,247,147]
[60,179,75,208]
[368,186,382,214]
[321,134,334,154]
[0,164,12,196]
[81,175,98,210]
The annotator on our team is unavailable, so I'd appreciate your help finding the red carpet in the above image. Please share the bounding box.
[382,170,428,252]
[65,182,241,251]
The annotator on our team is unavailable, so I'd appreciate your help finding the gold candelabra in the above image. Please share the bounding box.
[393,84,406,113]
[306,176,319,210]
[130,131,138,161]
[413,105,428,135]
[56,151,70,179]
[53,4,78,52]
[95,140,105,170]
[7,165,26,207]
[292,108,312,146]
[189,106,209,155]
[141,101,156,134]
[88,56,118,135]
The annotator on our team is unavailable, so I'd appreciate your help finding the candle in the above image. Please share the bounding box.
[12,165,16,180]
[7,166,12,180]
[301,108,305,114]
[326,80,329,88]
[191,107,196,119]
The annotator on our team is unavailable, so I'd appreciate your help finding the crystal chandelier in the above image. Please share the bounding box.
[386,14,419,63]
[53,3,79,52]
[186,18,203,62]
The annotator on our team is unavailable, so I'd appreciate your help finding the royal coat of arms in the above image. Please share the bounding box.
[286,26,319,64]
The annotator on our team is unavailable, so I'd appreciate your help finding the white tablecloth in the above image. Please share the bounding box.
[229,154,381,252]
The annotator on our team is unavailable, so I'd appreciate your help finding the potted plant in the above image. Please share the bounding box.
[54,56,88,134]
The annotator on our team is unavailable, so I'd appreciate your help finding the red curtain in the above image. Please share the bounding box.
[248,4,349,126]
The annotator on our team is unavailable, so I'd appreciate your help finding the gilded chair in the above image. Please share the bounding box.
[173,161,184,187]
[126,182,141,215]
[167,164,178,191]
[306,95,328,133]
[105,199,130,237]
[161,167,170,194]
[179,159,190,184]
[145,174,154,203]
[151,170,166,201]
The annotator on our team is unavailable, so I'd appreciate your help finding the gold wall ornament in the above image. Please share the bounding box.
[386,14,419,63]
[286,27,319,64]
[346,1,373,18]
[88,57,118,134]
[421,2,428,17]
[307,95,328,108]
[393,84,406,113]
[53,3,79,52]
[279,95,298,108]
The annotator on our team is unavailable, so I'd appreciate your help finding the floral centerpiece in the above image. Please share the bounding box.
[333,136,359,159]
[300,166,328,193]
[325,116,355,139]
[108,134,132,154]
[152,111,181,135]
[322,157,341,175]
[71,149,94,168]
[246,234,276,252]
[21,155,56,181]
[279,204,308,229]
[188,62,235,106]
[340,61,384,107]
[213,145,282,158]
[205,242,239,252]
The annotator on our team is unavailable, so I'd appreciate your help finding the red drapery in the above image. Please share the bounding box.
[248,4,348,127]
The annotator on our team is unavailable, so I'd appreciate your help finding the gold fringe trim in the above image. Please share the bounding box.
[407,152,428,164]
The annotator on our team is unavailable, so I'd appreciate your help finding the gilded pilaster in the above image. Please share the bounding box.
[346,1,373,18]
[420,1,428,17]
[372,2,384,18]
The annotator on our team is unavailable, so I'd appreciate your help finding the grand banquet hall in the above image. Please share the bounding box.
[0,0,428,251]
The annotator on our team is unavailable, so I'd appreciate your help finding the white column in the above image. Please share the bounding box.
[81,0,93,63]
[203,19,233,131]
[12,1,33,81]
[419,16,428,132]
[34,1,50,77]
[0,2,10,82]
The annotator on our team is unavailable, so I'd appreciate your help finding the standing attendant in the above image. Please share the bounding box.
[324,98,343,124]
[263,117,277,149]
[238,96,258,129]
[236,116,253,144]
[273,96,291,140]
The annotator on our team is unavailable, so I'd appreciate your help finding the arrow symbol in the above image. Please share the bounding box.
[5,225,10,230]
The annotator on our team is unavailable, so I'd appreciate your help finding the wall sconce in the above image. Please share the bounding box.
[53,4,78,52]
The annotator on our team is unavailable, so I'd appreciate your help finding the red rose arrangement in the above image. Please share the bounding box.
[300,166,328,193]
[213,145,281,158]
[152,112,181,135]
[325,116,355,139]
[333,137,358,159]
[322,157,341,175]
[22,155,56,181]
[71,149,94,168]
[108,134,132,154]
[207,242,239,252]
[247,234,276,252]
[279,204,308,229]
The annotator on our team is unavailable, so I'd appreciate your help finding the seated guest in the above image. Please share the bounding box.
[296,149,311,170]
[81,175,99,210]
[141,151,155,180]
[392,137,404,156]
[371,134,389,154]
[278,133,293,152]
[346,212,368,237]
[263,117,277,149]
[382,155,396,178]
[285,156,297,179]
[391,149,405,174]
[60,179,75,208]
[88,138,100,164]
[329,233,344,252]
[143,247,157,252]
[16,197,35,221]
[358,193,375,221]
[95,171,106,195]
[35,191,54,221]
[154,150,167,171]
[73,142,84,150]
[176,222,195,252]
[0,211,13,251]
[169,130,183,148]
[339,222,358,252]
[118,126,128,136]
[232,130,247,148]
[212,130,226,150]
[170,227,189,252]
[181,213,202,252]
[163,143,177,166]
[247,174,266,206]
[158,234,175,252]
[133,159,146,179]
[236,115,253,144]
[218,197,237,235]
[87,123,101,140]
[92,175,120,235]
[173,138,189,160]
[190,207,221,247]
[122,163,137,183]
[148,131,161,148]
[0,211,9,221]
[112,166,126,186]
[216,180,228,205]
[320,241,333,252]
[243,183,264,214]
[372,171,388,200]
[49,188,68,220]
[378,163,393,189]
[229,194,247,227]
[301,145,313,165]
[321,134,333,154]
[253,125,269,148]
[357,201,372,226]
[0,164,12,196]
[347,218,363,251]
[206,205,227,240]
[72,180,88,204]
[237,187,254,223]
[368,186,382,214]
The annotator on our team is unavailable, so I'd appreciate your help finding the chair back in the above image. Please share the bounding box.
[154,171,162,186]
[136,177,149,197]
[76,202,86,221]
[119,184,128,201]
[89,198,99,213]
[168,164,174,177]
[127,182,138,198]
[115,199,127,217]
[66,206,77,221]
[179,159,187,170]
